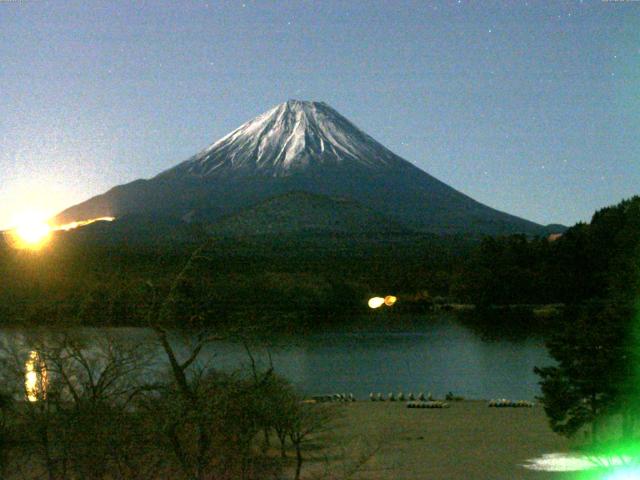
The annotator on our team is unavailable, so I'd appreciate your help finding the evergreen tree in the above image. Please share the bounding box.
[535,300,639,442]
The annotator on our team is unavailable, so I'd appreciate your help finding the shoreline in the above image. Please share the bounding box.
[310,400,578,479]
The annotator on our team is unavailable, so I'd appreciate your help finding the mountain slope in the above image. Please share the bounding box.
[209,191,409,236]
[55,100,548,235]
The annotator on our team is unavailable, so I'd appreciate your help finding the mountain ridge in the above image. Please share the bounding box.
[55,100,553,236]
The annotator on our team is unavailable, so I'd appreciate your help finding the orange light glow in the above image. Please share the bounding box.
[25,350,47,402]
[6,212,52,250]
[55,216,115,231]
[368,295,398,309]
[2,214,116,250]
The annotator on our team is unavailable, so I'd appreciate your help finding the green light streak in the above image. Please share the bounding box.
[603,467,640,480]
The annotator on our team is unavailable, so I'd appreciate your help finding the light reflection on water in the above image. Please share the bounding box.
[24,350,47,402]
[7,317,550,400]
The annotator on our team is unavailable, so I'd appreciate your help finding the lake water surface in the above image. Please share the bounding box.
[1,315,552,401]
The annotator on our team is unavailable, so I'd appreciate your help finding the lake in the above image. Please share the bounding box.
[1,315,551,401]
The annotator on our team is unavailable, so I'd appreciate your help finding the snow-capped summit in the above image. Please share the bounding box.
[160,100,403,178]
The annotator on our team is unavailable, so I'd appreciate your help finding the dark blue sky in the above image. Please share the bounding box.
[1,0,638,228]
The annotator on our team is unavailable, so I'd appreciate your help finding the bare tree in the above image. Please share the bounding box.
[288,402,336,480]
[0,390,12,479]
[0,330,156,480]
[143,243,275,479]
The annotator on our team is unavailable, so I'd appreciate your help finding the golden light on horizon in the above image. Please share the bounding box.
[2,214,116,250]
[55,216,115,231]
[16,221,50,245]
[6,212,52,250]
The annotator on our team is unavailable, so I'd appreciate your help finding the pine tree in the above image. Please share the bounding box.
[535,302,638,442]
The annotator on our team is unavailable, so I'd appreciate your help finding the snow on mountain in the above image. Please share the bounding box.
[159,100,404,178]
[54,99,549,236]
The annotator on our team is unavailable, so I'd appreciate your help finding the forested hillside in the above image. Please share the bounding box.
[453,196,640,307]
[1,196,638,332]
[0,230,473,328]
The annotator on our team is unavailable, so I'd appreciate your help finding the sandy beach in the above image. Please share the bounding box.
[306,400,583,480]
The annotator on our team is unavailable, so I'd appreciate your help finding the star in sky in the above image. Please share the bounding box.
[0,1,637,228]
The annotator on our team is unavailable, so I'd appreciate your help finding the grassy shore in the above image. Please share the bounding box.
[305,400,584,480]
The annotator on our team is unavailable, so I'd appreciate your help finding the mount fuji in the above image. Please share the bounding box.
[55,100,550,235]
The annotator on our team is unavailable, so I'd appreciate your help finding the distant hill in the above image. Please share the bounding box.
[58,214,207,246]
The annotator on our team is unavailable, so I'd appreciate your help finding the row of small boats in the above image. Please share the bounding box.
[369,392,433,402]
[309,394,535,407]
[406,401,449,409]
[311,394,356,403]
[488,399,534,408]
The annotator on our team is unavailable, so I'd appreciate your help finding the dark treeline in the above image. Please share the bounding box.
[454,196,640,308]
[1,196,639,333]
[0,231,475,329]
[529,197,640,452]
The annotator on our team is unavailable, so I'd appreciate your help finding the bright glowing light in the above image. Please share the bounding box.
[521,453,597,472]
[368,297,385,309]
[384,295,397,306]
[368,295,398,309]
[55,216,115,231]
[17,222,50,244]
[7,212,52,250]
[25,351,47,402]
[2,215,115,250]
[605,467,640,480]
[521,453,632,472]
